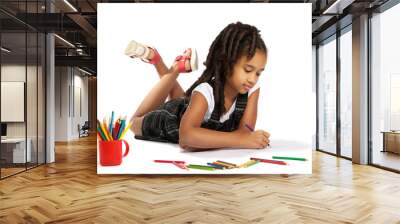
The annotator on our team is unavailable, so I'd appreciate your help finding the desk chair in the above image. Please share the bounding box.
[78,121,90,138]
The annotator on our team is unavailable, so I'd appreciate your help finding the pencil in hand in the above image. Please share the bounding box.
[245,124,270,147]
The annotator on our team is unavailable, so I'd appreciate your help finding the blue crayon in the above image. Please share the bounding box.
[207,163,225,169]
[109,111,115,136]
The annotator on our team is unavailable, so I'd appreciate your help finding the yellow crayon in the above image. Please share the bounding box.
[119,121,132,140]
[99,118,109,141]
[239,160,259,168]
[102,118,112,141]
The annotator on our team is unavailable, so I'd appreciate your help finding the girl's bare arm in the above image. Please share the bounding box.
[237,89,261,131]
[179,90,268,150]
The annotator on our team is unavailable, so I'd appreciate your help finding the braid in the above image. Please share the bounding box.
[186,22,267,118]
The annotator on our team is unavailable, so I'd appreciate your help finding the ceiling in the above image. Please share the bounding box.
[0,0,392,75]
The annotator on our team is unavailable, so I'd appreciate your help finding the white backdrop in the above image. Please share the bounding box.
[97,3,314,174]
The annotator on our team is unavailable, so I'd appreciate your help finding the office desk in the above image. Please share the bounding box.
[1,138,32,163]
[382,131,400,154]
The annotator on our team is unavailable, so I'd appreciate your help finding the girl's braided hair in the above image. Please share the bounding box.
[185,22,267,118]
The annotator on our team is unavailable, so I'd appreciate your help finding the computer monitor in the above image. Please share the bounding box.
[1,123,7,138]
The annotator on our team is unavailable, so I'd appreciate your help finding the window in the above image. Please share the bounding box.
[318,36,337,154]
[0,1,47,179]
[371,2,400,171]
[339,28,352,158]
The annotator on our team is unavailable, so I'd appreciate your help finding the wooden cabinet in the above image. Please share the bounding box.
[382,131,400,154]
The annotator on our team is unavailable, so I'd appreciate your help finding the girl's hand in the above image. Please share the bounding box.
[241,130,270,149]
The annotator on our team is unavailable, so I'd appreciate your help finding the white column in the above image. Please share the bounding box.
[46,33,55,163]
[46,1,55,163]
[352,14,369,164]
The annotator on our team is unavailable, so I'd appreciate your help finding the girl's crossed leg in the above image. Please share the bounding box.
[126,43,196,136]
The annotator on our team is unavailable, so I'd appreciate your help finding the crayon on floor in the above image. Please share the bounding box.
[250,158,287,165]
[187,164,215,171]
[216,160,237,167]
[239,160,259,168]
[207,163,225,169]
[272,156,307,161]
[172,161,189,170]
[154,160,186,164]
[212,161,235,169]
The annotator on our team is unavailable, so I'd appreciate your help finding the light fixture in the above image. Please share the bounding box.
[322,0,355,15]
[54,34,75,48]
[1,47,11,53]
[76,48,87,56]
[63,0,78,12]
[78,67,93,76]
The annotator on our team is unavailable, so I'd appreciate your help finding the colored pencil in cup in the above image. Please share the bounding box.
[102,118,112,141]
[97,120,107,141]
[113,119,121,140]
[97,131,103,141]
[117,119,126,140]
[109,111,115,136]
[272,156,307,161]
[99,119,108,141]
[97,126,107,141]
[119,121,132,140]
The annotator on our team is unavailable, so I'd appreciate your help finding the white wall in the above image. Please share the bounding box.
[1,64,45,163]
[1,65,38,138]
[55,66,69,141]
[55,66,89,141]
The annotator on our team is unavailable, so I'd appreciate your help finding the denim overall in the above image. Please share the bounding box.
[136,81,248,144]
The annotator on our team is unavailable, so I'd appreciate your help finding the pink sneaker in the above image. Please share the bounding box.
[174,48,198,73]
[124,40,160,65]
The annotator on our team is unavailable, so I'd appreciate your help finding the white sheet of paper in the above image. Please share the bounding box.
[97,137,312,174]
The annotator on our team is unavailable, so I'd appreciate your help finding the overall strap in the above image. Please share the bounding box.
[206,79,248,123]
[209,93,248,122]
[235,93,248,112]
[207,79,220,122]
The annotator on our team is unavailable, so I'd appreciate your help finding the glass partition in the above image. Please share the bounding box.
[339,27,352,158]
[1,30,28,177]
[317,35,337,155]
[371,3,400,171]
[0,1,46,179]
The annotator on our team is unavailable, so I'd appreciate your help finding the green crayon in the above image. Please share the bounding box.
[187,164,215,171]
[272,156,307,161]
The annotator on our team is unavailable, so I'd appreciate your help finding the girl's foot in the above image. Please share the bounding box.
[172,48,198,73]
[125,40,160,65]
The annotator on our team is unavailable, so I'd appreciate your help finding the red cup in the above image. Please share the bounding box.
[99,140,129,166]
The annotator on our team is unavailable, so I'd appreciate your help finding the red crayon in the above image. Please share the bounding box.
[154,160,185,164]
[172,161,189,170]
[113,121,120,140]
[97,132,103,141]
[245,124,254,132]
[250,158,287,165]
[246,124,270,147]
